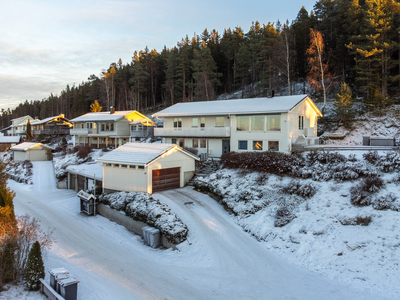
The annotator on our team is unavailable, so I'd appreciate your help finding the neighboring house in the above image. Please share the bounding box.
[66,162,103,192]
[7,115,37,137]
[96,143,199,194]
[152,94,323,157]
[31,114,72,135]
[0,136,21,152]
[70,109,155,148]
[11,142,52,161]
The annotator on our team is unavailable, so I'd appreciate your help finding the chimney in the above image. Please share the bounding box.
[110,106,115,114]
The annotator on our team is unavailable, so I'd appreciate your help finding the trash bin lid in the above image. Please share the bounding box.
[49,267,69,276]
[58,277,79,287]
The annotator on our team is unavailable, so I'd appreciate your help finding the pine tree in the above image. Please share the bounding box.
[24,241,45,291]
[26,119,32,141]
[334,82,355,128]
[1,242,16,284]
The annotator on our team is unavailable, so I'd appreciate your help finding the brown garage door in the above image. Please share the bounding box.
[152,167,180,192]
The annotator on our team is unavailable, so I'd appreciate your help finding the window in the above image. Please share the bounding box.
[268,141,279,151]
[171,138,177,144]
[178,139,184,147]
[193,139,199,148]
[216,117,225,127]
[237,116,249,131]
[192,118,199,127]
[138,166,145,169]
[238,140,248,150]
[251,115,265,131]
[200,139,207,148]
[266,115,281,131]
[101,123,105,131]
[120,164,127,168]
[200,117,205,128]
[253,141,263,150]
[174,118,182,128]
[299,116,304,130]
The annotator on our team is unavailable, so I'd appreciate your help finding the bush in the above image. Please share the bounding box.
[1,243,16,284]
[373,193,396,210]
[340,215,372,226]
[350,187,370,206]
[281,180,316,198]
[274,207,296,227]
[306,151,346,165]
[363,150,380,164]
[24,241,45,291]
[73,145,92,159]
[363,175,384,193]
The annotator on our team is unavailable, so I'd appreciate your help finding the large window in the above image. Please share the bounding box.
[251,115,265,131]
[266,115,281,131]
[171,138,177,144]
[174,118,182,128]
[100,122,114,131]
[216,117,225,127]
[253,141,263,150]
[268,141,279,151]
[237,116,249,131]
[200,139,207,148]
[238,140,248,150]
[192,118,199,127]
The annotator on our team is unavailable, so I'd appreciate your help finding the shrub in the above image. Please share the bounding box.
[363,150,380,164]
[255,173,269,185]
[373,193,396,210]
[363,175,384,193]
[1,243,16,284]
[340,215,372,226]
[306,151,346,165]
[274,207,296,227]
[281,180,316,198]
[24,241,45,291]
[350,186,370,206]
[73,145,92,159]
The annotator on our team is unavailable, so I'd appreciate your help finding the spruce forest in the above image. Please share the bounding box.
[2,0,400,126]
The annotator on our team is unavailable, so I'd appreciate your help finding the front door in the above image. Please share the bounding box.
[222,139,230,155]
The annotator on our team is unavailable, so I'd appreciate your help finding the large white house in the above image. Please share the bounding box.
[70,110,155,148]
[7,115,37,137]
[152,95,323,157]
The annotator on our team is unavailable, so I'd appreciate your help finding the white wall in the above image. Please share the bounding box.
[13,151,27,161]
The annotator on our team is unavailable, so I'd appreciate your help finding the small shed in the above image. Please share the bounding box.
[11,142,52,161]
[0,136,21,152]
[96,143,199,194]
[66,162,103,192]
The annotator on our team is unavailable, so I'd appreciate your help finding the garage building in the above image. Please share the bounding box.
[11,142,52,161]
[96,143,199,194]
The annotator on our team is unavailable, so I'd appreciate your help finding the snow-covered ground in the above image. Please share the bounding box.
[2,162,385,299]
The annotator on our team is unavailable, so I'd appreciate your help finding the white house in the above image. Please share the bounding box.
[70,110,155,148]
[96,143,199,194]
[11,142,52,161]
[152,94,323,157]
[7,115,37,137]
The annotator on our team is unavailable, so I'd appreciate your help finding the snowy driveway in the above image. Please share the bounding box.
[10,162,382,300]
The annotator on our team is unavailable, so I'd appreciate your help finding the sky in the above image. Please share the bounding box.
[0,0,316,112]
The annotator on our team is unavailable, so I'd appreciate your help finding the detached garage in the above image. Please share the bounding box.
[11,142,52,161]
[96,143,199,194]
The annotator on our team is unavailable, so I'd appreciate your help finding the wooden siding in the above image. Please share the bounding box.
[152,167,180,192]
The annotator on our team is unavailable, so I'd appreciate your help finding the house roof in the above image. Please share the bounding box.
[70,111,136,122]
[66,162,103,180]
[0,136,21,143]
[11,142,52,151]
[96,143,199,166]
[31,114,70,126]
[11,115,34,124]
[153,95,322,117]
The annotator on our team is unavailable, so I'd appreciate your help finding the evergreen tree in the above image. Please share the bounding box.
[1,242,16,284]
[24,241,45,291]
[26,119,32,141]
[334,82,355,128]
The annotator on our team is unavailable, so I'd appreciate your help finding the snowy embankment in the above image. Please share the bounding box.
[193,150,400,299]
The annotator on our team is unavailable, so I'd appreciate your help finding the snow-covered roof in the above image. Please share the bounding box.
[70,111,135,122]
[66,162,103,180]
[96,143,199,166]
[153,95,318,117]
[31,114,70,125]
[11,142,52,151]
[10,115,34,124]
[0,136,20,143]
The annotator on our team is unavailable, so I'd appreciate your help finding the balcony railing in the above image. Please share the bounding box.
[32,129,71,135]
[7,129,26,135]
[130,129,152,138]
[154,127,231,137]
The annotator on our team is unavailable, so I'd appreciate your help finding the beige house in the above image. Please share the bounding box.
[7,115,37,137]
[11,142,52,161]
[152,95,323,157]
[96,143,199,194]
[70,110,155,148]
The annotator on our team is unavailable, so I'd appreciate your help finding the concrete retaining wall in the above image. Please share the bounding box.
[96,204,176,249]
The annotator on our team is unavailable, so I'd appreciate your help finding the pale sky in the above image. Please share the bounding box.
[0,0,316,111]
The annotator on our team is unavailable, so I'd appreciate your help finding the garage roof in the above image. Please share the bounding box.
[0,136,21,143]
[11,142,52,151]
[96,143,199,166]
